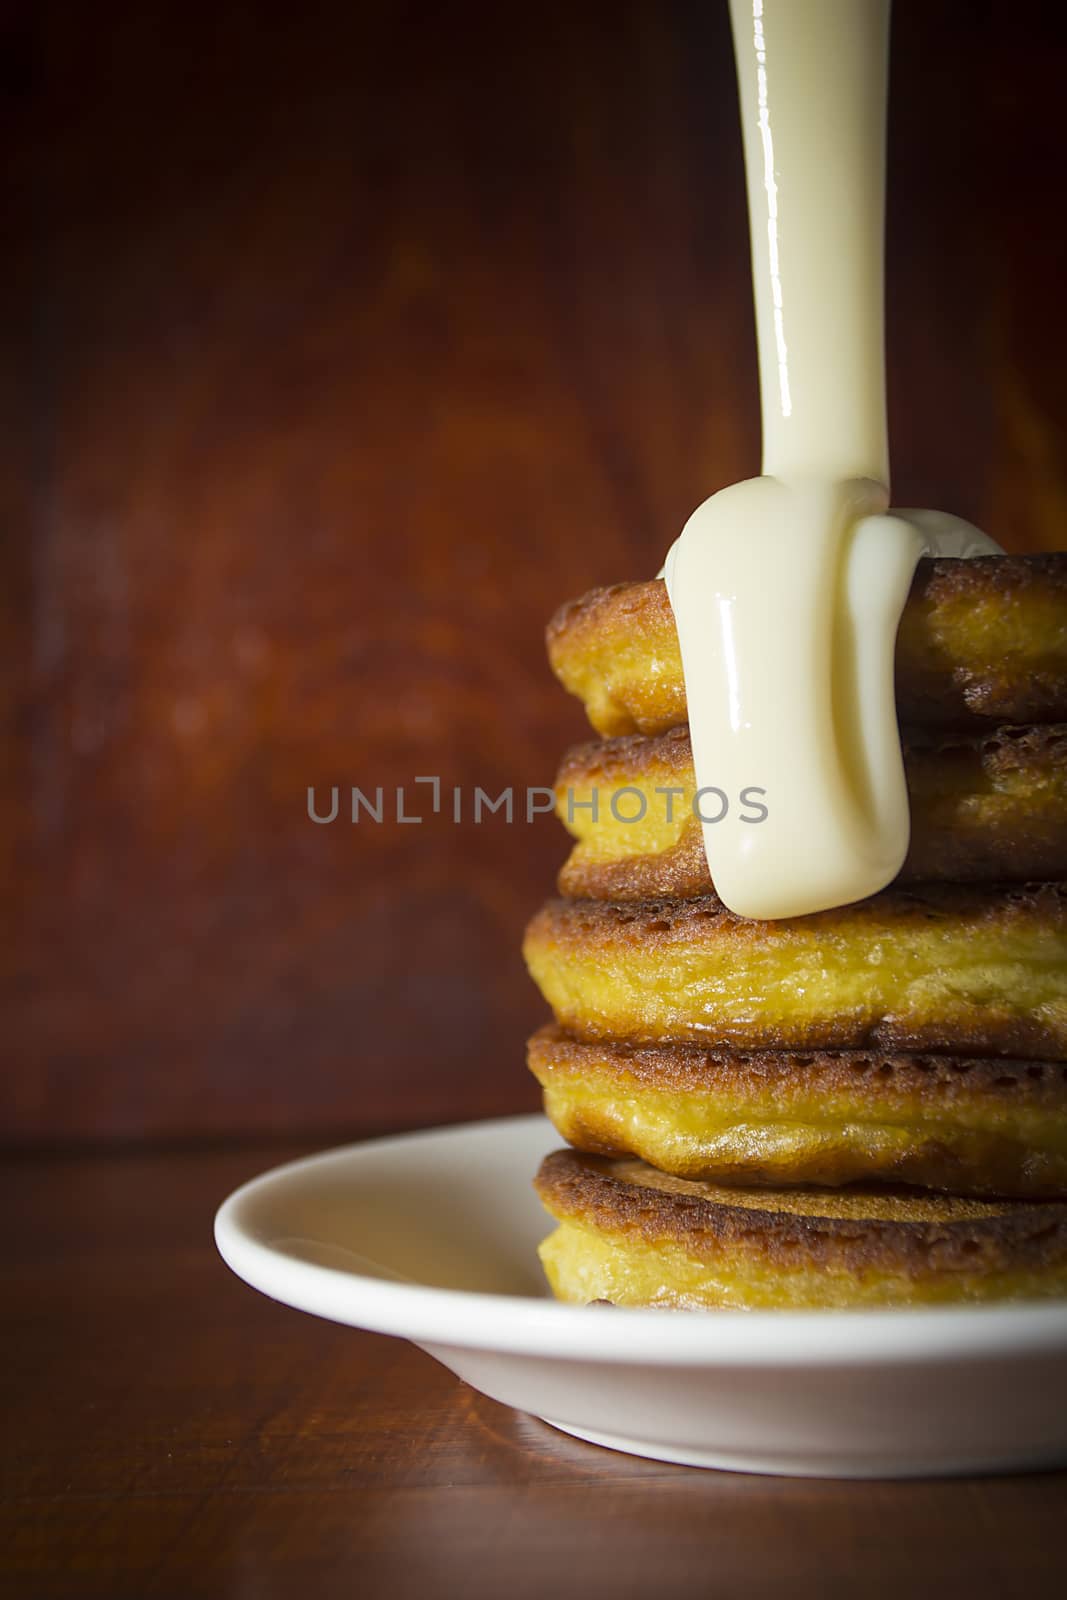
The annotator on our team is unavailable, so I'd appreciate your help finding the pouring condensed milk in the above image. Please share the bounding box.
[663,0,999,919]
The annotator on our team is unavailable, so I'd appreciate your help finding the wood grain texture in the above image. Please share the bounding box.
[2,1143,1066,1599]
[3,1,1066,1140]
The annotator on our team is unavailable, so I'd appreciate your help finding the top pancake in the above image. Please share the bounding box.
[547,555,1067,737]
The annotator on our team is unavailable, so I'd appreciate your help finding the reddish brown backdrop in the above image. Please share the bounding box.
[4,0,1066,1143]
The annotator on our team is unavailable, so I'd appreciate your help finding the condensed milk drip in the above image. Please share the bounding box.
[664,0,999,919]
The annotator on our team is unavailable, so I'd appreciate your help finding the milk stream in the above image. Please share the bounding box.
[663,0,999,919]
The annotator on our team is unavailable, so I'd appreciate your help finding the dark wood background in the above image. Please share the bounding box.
[5,0,1066,1144]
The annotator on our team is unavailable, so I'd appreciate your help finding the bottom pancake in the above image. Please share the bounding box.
[534,1149,1067,1309]
[528,1025,1067,1199]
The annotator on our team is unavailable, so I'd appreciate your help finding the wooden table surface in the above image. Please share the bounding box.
[4,1139,1066,1600]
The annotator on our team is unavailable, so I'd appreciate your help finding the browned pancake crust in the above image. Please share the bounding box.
[547,555,1067,737]
[555,723,1067,899]
[528,1021,1067,1112]
[523,884,1067,1057]
[528,1023,1067,1198]
[535,1148,1067,1278]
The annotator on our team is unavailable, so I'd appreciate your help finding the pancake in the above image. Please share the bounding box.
[534,1147,1067,1308]
[547,555,1067,738]
[522,885,1067,1057]
[555,723,1067,900]
[528,1024,1067,1198]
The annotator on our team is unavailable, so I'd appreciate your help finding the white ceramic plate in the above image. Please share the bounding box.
[215,1112,1067,1478]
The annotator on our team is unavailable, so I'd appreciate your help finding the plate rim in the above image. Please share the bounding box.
[214,1112,1067,1368]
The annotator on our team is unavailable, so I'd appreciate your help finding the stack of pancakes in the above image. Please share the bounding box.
[523,555,1067,1308]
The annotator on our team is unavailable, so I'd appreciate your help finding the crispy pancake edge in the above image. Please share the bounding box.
[527,880,1067,946]
[527,1022,1067,1109]
[554,723,1067,898]
[534,1148,1067,1276]
[523,883,1067,1056]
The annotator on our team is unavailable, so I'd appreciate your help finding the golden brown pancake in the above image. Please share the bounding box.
[547,555,1067,738]
[528,1023,1067,1199]
[534,1147,1067,1308]
[522,885,1067,1057]
[554,723,1067,900]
